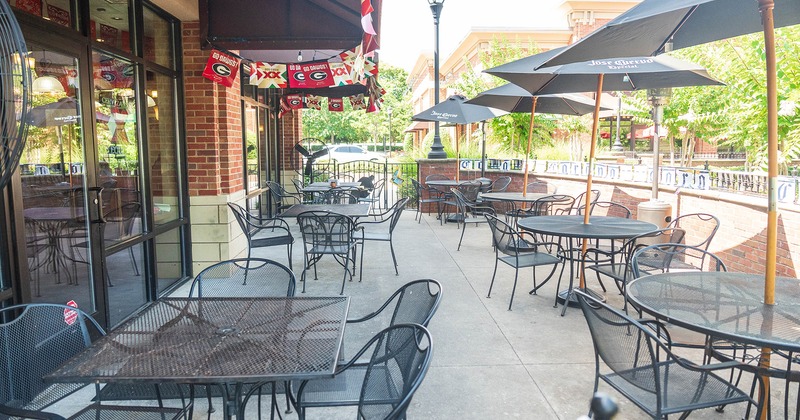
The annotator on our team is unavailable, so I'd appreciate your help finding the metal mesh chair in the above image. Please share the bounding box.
[575,290,758,419]
[320,188,360,204]
[411,178,446,224]
[0,303,190,419]
[354,197,409,280]
[565,189,601,215]
[228,202,294,270]
[358,178,385,212]
[526,181,558,194]
[291,324,433,420]
[664,213,720,270]
[340,279,442,362]
[485,214,564,310]
[450,186,495,251]
[297,211,361,294]
[266,181,302,215]
[488,176,512,193]
[189,258,296,298]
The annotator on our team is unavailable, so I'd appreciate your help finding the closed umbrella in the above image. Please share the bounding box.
[27,97,80,180]
[485,53,722,290]
[466,84,612,195]
[413,94,506,180]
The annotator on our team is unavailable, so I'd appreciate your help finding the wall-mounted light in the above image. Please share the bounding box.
[297,51,303,62]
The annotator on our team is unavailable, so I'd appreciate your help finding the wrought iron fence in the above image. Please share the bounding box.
[309,160,419,208]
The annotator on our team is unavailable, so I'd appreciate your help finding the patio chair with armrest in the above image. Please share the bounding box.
[357,177,385,212]
[506,194,574,228]
[485,214,564,310]
[266,180,302,215]
[411,178,446,224]
[450,186,495,251]
[0,303,191,420]
[488,176,512,193]
[575,290,759,420]
[297,211,361,294]
[289,323,433,420]
[228,202,294,270]
[338,278,442,363]
[354,197,409,280]
[526,181,559,194]
[563,189,601,215]
[663,212,720,270]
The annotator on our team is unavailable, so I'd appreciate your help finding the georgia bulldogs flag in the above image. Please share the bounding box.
[285,94,304,110]
[328,97,344,112]
[203,49,240,87]
[288,62,334,89]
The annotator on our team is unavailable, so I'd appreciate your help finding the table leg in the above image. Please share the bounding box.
[554,237,606,316]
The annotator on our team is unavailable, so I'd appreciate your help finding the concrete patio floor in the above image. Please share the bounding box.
[52,209,784,419]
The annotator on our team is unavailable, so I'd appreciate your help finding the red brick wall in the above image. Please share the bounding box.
[182,21,243,196]
[417,160,800,277]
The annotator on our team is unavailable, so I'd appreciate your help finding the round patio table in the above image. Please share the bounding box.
[628,272,800,417]
[517,215,658,315]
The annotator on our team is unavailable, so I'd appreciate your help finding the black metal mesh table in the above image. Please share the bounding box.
[47,297,349,417]
[280,203,370,218]
[517,215,658,315]
[627,272,800,352]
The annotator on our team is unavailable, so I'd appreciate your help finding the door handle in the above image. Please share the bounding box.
[85,186,106,224]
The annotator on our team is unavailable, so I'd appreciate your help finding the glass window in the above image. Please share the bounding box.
[243,103,260,193]
[12,0,75,29]
[155,228,183,294]
[146,71,180,225]
[143,7,173,69]
[89,0,132,53]
[93,52,141,237]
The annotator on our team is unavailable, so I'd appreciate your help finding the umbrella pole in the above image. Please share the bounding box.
[522,97,538,198]
[480,121,486,178]
[759,2,778,418]
[456,131,460,182]
[579,74,604,289]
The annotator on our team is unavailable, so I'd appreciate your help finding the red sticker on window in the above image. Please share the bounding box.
[64,300,78,325]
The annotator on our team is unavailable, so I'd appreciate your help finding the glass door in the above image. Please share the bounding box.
[21,44,97,313]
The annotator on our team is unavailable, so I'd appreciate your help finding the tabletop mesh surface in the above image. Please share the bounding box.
[48,297,348,384]
[281,204,370,218]
[628,272,800,351]
[518,215,658,239]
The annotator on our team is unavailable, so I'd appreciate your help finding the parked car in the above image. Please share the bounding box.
[325,145,383,162]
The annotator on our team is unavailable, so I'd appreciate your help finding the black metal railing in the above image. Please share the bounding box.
[309,160,419,209]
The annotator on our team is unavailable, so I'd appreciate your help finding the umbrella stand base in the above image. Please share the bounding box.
[556,287,605,308]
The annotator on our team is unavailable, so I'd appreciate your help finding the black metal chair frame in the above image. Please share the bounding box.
[489,176,512,193]
[450,186,495,251]
[266,181,302,215]
[575,290,760,419]
[485,213,564,310]
[296,211,361,294]
[411,178,446,224]
[290,323,433,420]
[0,303,191,420]
[354,197,409,280]
[228,202,295,271]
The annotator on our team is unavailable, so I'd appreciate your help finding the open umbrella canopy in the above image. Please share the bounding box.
[486,54,723,95]
[530,0,800,69]
[466,84,609,115]
[413,94,506,125]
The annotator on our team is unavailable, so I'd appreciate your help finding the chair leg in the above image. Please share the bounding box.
[508,269,520,310]
[457,221,467,251]
[359,241,365,281]
[488,258,500,298]
[389,240,398,275]
[129,247,140,276]
[287,243,293,271]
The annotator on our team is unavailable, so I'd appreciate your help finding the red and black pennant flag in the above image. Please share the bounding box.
[328,97,344,112]
[288,62,335,89]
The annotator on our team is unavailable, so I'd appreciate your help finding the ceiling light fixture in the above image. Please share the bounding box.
[297,51,303,62]
[32,75,65,94]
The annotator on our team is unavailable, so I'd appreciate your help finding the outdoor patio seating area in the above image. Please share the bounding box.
[45,207,795,419]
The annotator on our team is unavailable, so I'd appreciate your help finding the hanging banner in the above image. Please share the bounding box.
[304,95,322,110]
[339,46,360,70]
[330,63,353,86]
[349,94,366,110]
[46,4,71,27]
[202,49,240,88]
[363,56,379,79]
[286,94,304,109]
[15,0,42,16]
[362,32,379,55]
[288,62,335,89]
[328,97,344,112]
[361,0,376,35]
[249,62,287,88]
[278,97,292,118]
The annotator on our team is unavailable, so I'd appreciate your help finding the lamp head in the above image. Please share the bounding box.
[428,0,444,17]
[387,107,393,116]
[32,75,65,94]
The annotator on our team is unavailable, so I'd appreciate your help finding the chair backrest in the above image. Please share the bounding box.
[104,201,141,241]
[291,178,304,194]
[526,181,558,194]
[228,202,256,237]
[321,189,359,204]
[189,258,296,298]
[538,194,575,216]
[590,201,631,218]
[386,197,410,233]
[575,290,661,397]
[355,324,433,420]
[456,181,482,202]
[489,176,512,193]
[297,211,356,251]
[0,303,104,412]
[265,181,286,203]
[385,279,442,327]
[631,242,725,278]
[667,213,720,251]
[570,189,601,215]
[485,213,521,257]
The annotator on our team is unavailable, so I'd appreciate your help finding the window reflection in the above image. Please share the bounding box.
[89,0,131,52]
[147,71,179,225]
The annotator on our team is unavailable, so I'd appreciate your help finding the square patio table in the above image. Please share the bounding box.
[300,181,361,193]
[46,297,350,419]
[279,203,371,218]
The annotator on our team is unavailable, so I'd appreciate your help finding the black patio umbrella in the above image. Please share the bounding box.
[413,94,506,180]
[27,97,80,179]
[485,53,722,289]
[466,84,611,194]
[518,0,800,310]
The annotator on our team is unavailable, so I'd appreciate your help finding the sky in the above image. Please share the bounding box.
[378,0,567,71]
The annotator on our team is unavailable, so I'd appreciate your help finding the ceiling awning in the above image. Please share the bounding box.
[200,0,382,64]
[405,121,431,132]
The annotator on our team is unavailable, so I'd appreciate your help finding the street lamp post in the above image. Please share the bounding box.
[386,107,392,155]
[612,94,624,151]
[427,0,447,159]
